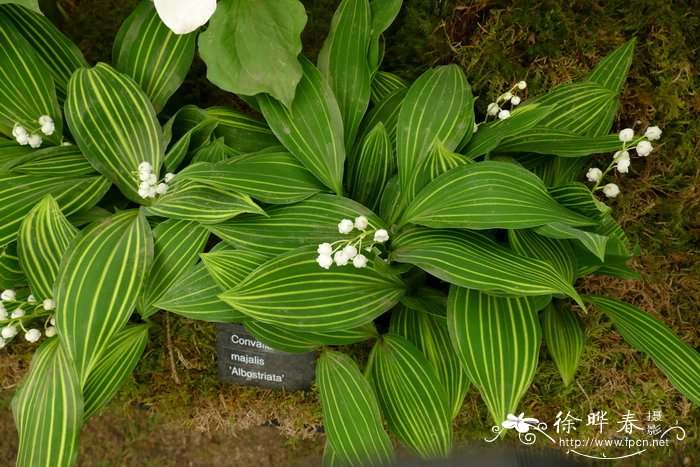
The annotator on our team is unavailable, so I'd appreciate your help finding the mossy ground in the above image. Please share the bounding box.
[1,1,698,465]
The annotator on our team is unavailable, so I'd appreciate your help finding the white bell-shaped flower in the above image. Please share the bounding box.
[43,298,55,311]
[354,215,369,231]
[45,326,57,338]
[603,183,620,198]
[154,0,217,35]
[316,254,333,269]
[1,289,16,301]
[1,325,17,339]
[24,328,41,343]
[586,167,603,182]
[338,219,354,234]
[373,229,390,243]
[352,254,368,268]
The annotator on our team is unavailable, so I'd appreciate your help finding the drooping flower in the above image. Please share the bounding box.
[0,308,7,320]
[352,254,368,268]
[618,128,634,142]
[28,134,42,148]
[155,183,169,195]
[45,326,57,338]
[644,126,662,141]
[617,158,631,173]
[510,96,521,106]
[636,140,653,157]
[603,183,620,198]
[138,161,152,174]
[586,167,602,182]
[42,298,55,311]
[613,150,629,161]
[516,81,527,90]
[27,294,36,305]
[317,243,333,256]
[164,173,175,183]
[316,254,333,269]
[153,0,217,35]
[333,251,350,266]
[502,413,539,433]
[38,115,55,135]
[354,215,369,231]
[502,92,513,101]
[342,245,358,259]
[12,124,29,145]
[1,326,17,339]
[487,103,499,116]
[497,109,511,120]
[24,329,41,343]
[1,290,16,301]
[374,229,390,243]
[10,308,24,319]
[338,219,354,234]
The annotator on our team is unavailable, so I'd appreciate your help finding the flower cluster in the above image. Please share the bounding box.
[486,80,527,121]
[1,289,57,349]
[316,215,390,269]
[11,115,55,148]
[586,125,662,198]
[136,161,174,199]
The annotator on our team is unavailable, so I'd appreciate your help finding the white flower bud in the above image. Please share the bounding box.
[39,116,55,136]
[155,183,169,195]
[342,245,358,259]
[45,326,57,338]
[138,161,152,174]
[473,121,478,133]
[644,126,662,141]
[49,315,56,325]
[43,298,55,311]
[24,328,41,343]
[61,141,72,146]
[316,254,333,269]
[147,187,158,198]
[510,96,521,106]
[138,188,149,199]
[354,215,369,231]
[603,183,620,198]
[12,124,27,138]
[15,132,29,145]
[502,92,513,101]
[352,254,368,268]
[27,294,36,304]
[373,229,390,243]
[338,219,354,234]
[1,290,16,301]
[517,81,527,90]
[586,167,603,182]
[487,103,500,116]
[498,109,511,120]
[11,308,25,319]
[618,128,634,142]
[1,326,18,339]
[317,243,333,256]
[333,251,350,266]
[636,140,653,157]
[613,150,630,162]
[147,173,158,185]
[28,134,42,148]
[164,173,175,183]
[617,158,631,173]
[0,309,7,320]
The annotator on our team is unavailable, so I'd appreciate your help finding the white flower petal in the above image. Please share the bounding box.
[154,0,217,35]
[515,422,531,433]
[502,420,517,429]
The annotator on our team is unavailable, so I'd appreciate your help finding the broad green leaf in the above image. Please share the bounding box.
[318,350,395,466]
[390,307,469,420]
[17,195,78,301]
[65,63,164,203]
[137,219,209,317]
[541,301,585,386]
[583,295,700,404]
[508,229,577,284]
[391,228,585,309]
[208,194,386,255]
[219,246,406,331]
[548,182,611,220]
[0,1,39,13]
[318,0,372,148]
[55,210,152,383]
[82,324,150,420]
[347,122,394,211]
[206,106,280,154]
[370,71,406,104]
[163,117,218,172]
[399,287,448,322]
[0,138,32,168]
[192,138,231,164]
[200,249,273,290]
[404,139,471,202]
[398,161,595,230]
[198,0,306,108]
[175,152,326,204]
[448,287,541,426]
[0,241,23,288]
[155,262,246,322]
[246,321,377,354]
[354,87,405,153]
[369,333,452,458]
[378,175,402,225]
[495,127,622,157]
[9,145,95,177]
[368,0,402,72]
[141,180,263,224]
[587,38,635,94]
[0,14,62,144]
[113,0,196,113]
[259,57,345,194]
[12,339,83,467]
[323,441,342,467]
[534,223,609,262]
[0,3,87,103]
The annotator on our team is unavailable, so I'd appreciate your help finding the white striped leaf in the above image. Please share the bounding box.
[0,14,62,144]
[82,324,150,420]
[405,139,471,202]
[541,300,585,386]
[379,175,402,225]
[398,161,595,230]
[175,152,326,204]
[0,241,23,288]
[534,223,609,262]
[207,194,386,255]
[55,210,153,384]
[548,182,610,219]
[259,57,345,194]
[12,338,83,466]
[17,195,78,301]
[399,287,448,322]
[0,3,87,103]
[200,249,273,290]
[141,180,263,224]
[370,71,406,104]
[587,38,635,94]
[390,307,470,420]
[0,139,32,168]
[347,122,394,211]
[583,295,700,404]
[155,262,247,322]
[318,0,372,148]
[323,441,342,467]
[448,287,541,426]
[65,63,164,204]
[206,106,280,155]
[137,219,209,317]
[369,333,452,458]
[391,228,585,309]
[9,145,95,177]
[192,138,231,164]
[113,0,196,113]
[198,0,306,108]
[367,0,402,72]
[354,88,405,154]
[246,321,377,354]
[318,350,395,466]
[495,127,622,157]
[0,1,39,13]
[162,117,219,172]
[219,245,406,332]
[508,229,577,284]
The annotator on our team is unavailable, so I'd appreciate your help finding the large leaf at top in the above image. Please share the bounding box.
[448,287,541,426]
[0,14,62,144]
[398,161,595,230]
[0,3,87,103]
[259,57,345,194]
[65,63,164,204]
[219,245,406,332]
[198,0,306,108]
[541,301,585,386]
[367,0,402,72]
[583,295,700,405]
[391,228,585,310]
[12,338,83,467]
[587,38,636,94]
[113,0,196,113]
[318,0,372,148]
[369,333,452,458]
[17,195,78,301]
[318,350,395,466]
[55,210,152,384]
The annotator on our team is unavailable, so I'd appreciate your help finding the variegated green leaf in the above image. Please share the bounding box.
[55,210,152,384]
[398,161,595,230]
[0,241,23,288]
[354,87,405,153]
[367,0,402,72]
[541,300,585,386]
[200,249,273,290]
[534,223,609,262]
[9,145,95,177]
[163,117,219,172]
[587,38,635,94]
[219,246,406,331]
[82,324,150,420]
[17,195,78,301]
[399,287,448,322]
[405,139,471,202]
[192,138,231,164]
[12,338,83,467]
[448,287,541,425]
[246,321,377,354]
[369,333,452,458]
[206,106,280,155]
[583,295,700,404]
[113,0,196,113]
[318,350,395,466]
[347,122,394,211]
[508,229,577,284]
[370,71,406,104]
[65,63,164,203]
[495,127,622,157]
[259,57,345,194]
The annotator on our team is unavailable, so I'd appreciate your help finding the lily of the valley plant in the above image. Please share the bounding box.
[0,0,698,465]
